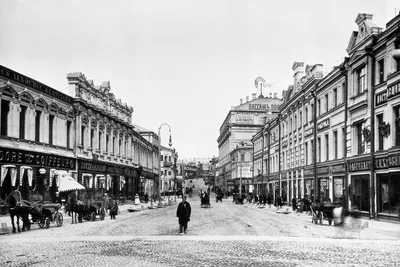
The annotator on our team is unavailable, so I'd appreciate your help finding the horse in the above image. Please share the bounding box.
[66,194,87,224]
[5,192,29,233]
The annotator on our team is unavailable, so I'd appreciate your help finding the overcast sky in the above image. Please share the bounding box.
[0,0,398,159]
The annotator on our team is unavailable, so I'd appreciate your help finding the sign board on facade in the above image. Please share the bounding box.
[0,148,75,169]
[317,119,330,132]
[375,154,400,169]
[0,65,73,104]
[235,116,254,124]
[348,158,371,172]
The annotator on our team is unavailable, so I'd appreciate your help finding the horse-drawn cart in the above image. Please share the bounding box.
[310,201,339,226]
[20,201,63,229]
[83,200,106,221]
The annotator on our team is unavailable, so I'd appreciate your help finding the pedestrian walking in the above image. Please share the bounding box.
[267,194,272,208]
[176,195,191,234]
[109,197,119,220]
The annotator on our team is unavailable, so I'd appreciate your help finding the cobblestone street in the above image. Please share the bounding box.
[2,194,400,266]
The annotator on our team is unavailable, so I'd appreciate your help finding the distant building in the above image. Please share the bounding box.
[217,90,283,193]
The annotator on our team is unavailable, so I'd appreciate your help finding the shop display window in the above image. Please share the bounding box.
[333,177,344,206]
[378,174,400,216]
[350,175,369,212]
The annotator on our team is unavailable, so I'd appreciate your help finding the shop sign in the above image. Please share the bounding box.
[248,103,280,111]
[304,168,314,177]
[235,116,254,124]
[388,81,400,99]
[376,90,388,106]
[331,163,345,174]
[0,147,75,169]
[348,159,371,172]
[0,65,72,104]
[317,119,330,132]
[304,127,313,137]
[375,154,400,169]
[317,166,329,175]
[79,160,107,172]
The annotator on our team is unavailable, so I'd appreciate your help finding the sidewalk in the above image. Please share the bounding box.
[0,198,179,235]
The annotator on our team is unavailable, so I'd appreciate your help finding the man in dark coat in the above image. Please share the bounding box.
[176,196,191,234]
[109,197,119,220]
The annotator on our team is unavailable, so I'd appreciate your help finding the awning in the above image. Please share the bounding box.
[58,175,85,192]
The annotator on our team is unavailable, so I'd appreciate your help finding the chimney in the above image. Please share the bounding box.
[240,99,243,105]
[274,92,277,98]
[246,96,249,102]
[252,93,256,100]
[269,92,272,98]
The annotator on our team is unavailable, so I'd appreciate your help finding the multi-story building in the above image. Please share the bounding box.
[230,141,253,194]
[217,90,282,193]
[0,65,76,202]
[0,66,159,205]
[160,145,178,194]
[251,12,400,222]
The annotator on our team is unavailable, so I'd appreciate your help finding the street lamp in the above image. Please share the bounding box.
[158,123,172,208]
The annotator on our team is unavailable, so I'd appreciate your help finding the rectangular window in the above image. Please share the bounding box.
[333,131,338,159]
[317,137,321,163]
[377,114,384,150]
[49,114,55,145]
[356,66,366,95]
[378,59,384,84]
[0,100,10,136]
[241,154,245,161]
[90,129,94,148]
[299,111,302,127]
[19,105,27,139]
[35,110,42,142]
[342,82,346,104]
[317,99,321,116]
[67,121,71,148]
[305,107,308,124]
[112,137,116,153]
[325,94,329,112]
[119,139,122,154]
[395,106,400,147]
[305,142,309,165]
[106,134,109,152]
[311,140,314,163]
[311,103,314,121]
[342,127,346,158]
[325,134,329,161]
[81,126,85,147]
[333,88,338,107]
[98,131,102,151]
[294,115,297,130]
[168,171,171,176]
[168,156,171,162]
[160,155,163,161]
[124,141,127,156]
[355,122,365,154]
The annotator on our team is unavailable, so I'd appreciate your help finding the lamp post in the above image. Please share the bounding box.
[157,123,172,208]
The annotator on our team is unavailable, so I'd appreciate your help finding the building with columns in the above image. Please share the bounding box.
[0,66,159,205]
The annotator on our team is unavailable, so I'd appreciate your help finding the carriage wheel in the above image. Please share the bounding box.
[100,208,105,220]
[55,212,63,227]
[38,218,45,228]
[91,212,96,221]
[45,217,51,228]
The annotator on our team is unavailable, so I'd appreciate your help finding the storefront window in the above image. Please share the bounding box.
[378,174,400,215]
[333,177,344,205]
[318,178,330,201]
[350,175,369,212]
[281,181,287,205]
[304,179,313,199]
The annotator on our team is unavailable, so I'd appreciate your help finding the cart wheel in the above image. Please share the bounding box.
[25,220,31,230]
[55,212,63,227]
[45,217,51,228]
[38,218,45,228]
[91,212,96,221]
[100,208,105,220]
